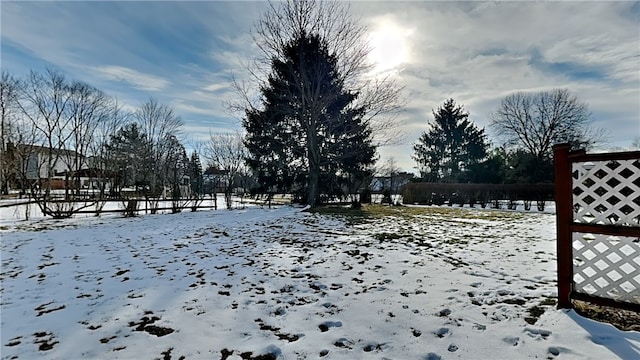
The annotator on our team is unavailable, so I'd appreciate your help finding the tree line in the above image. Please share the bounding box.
[235,0,605,206]
[0,69,256,216]
[412,89,602,185]
[0,2,401,212]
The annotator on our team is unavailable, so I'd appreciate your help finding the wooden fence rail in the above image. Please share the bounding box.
[0,196,284,220]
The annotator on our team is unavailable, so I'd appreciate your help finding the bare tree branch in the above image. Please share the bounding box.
[204,131,247,209]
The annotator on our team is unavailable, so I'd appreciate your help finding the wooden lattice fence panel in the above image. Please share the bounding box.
[572,159,640,226]
[572,233,640,304]
[555,144,640,312]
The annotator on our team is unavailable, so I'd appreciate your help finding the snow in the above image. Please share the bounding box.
[1,203,639,359]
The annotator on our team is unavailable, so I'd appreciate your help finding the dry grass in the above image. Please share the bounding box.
[310,203,528,221]
[312,204,640,333]
[573,301,640,332]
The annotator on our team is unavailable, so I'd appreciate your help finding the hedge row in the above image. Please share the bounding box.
[401,182,555,210]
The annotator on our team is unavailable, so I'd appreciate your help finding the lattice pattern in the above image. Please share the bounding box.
[572,159,640,226]
[573,233,640,304]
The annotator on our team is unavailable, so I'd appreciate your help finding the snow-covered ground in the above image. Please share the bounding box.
[1,203,638,359]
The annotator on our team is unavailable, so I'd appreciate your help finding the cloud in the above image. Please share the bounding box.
[91,65,170,92]
[350,1,639,169]
[2,1,637,171]
[203,83,231,93]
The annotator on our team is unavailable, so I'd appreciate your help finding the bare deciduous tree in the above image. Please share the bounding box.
[63,81,111,196]
[0,71,22,195]
[8,69,127,217]
[2,69,118,217]
[380,157,400,193]
[204,132,247,210]
[14,69,78,215]
[2,70,192,217]
[1,73,39,200]
[89,97,131,203]
[136,98,183,149]
[134,98,183,211]
[490,88,602,160]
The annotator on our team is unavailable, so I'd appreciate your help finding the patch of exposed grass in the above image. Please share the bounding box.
[524,305,546,325]
[443,238,469,245]
[573,300,640,332]
[311,204,529,223]
[309,205,371,217]
[540,297,557,306]
[373,232,404,241]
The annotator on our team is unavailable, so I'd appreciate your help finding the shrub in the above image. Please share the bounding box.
[402,183,554,210]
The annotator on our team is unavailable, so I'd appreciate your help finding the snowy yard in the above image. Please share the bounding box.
[1,204,639,359]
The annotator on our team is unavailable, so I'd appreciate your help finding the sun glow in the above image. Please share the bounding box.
[368,20,413,73]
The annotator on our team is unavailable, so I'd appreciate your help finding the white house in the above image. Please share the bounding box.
[8,144,88,190]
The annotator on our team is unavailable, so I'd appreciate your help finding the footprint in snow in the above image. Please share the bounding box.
[435,327,450,338]
[473,323,487,331]
[333,337,355,349]
[547,346,574,357]
[524,327,552,340]
[318,321,342,332]
[503,336,520,346]
[363,342,389,352]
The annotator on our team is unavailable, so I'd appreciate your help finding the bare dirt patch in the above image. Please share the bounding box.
[128,312,175,337]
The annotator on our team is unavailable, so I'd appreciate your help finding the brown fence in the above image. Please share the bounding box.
[554,143,640,312]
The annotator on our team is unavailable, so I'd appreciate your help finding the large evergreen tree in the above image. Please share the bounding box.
[161,134,189,197]
[244,32,376,206]
[105,122,153,191]
[413,99,489,182]
[188,151,203,196]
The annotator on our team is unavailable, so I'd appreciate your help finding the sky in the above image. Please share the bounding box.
[1,1,639,173]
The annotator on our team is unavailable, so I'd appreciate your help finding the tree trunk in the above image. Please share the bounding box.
[225,186,232,210]
[306,124,320,208]
[308,163,319,207]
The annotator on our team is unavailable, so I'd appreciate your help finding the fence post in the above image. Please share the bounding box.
[554,143,573,309]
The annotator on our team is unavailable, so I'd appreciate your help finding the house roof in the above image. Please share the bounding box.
[9,143,83,158]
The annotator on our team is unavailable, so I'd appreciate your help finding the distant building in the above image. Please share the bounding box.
[5,143,109,190]
[202,166,227,194]
[370,172,414,193]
